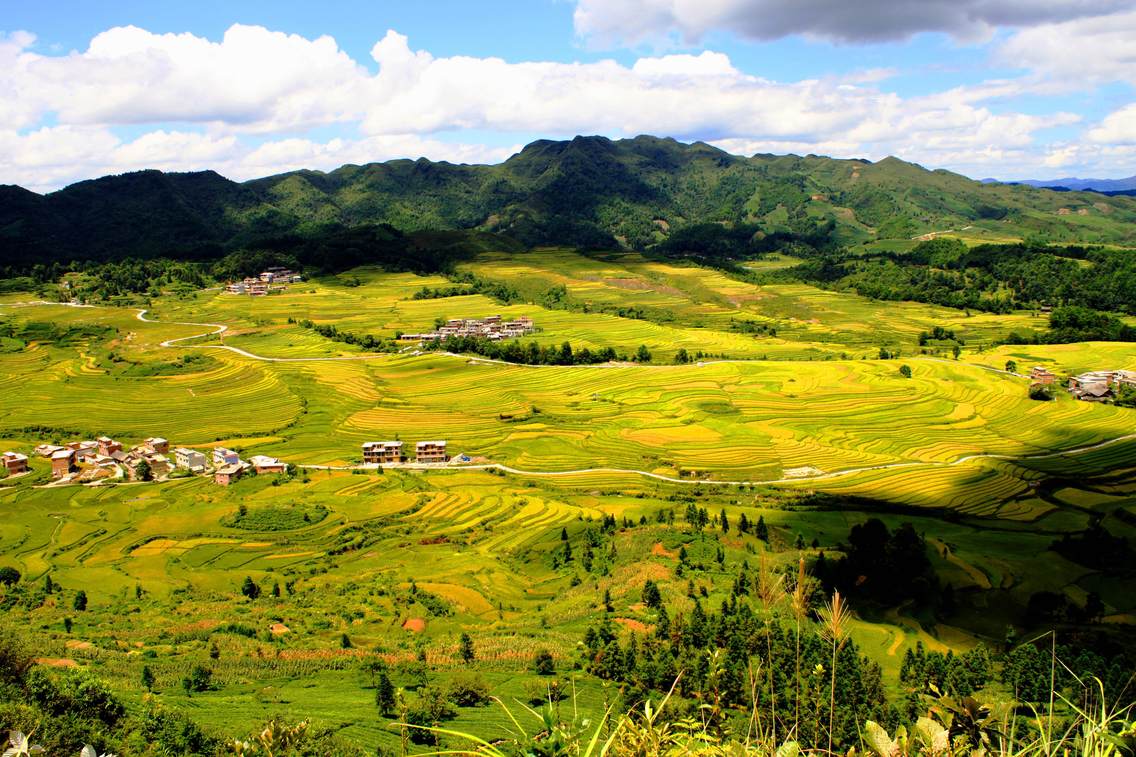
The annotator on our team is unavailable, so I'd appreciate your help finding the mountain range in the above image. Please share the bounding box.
[1001,176,1136,193]
[3,135,1135,265]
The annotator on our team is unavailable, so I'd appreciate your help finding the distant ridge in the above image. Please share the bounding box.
[2,134,1135,265]
[986,175,1136,193]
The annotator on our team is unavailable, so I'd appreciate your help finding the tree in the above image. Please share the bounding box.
[459,632,475,664]
[141,665,155,692]
[795,533,806,550]
[375,670,396,715]
[240,576,260,600]
[1083,591,1105,622]
[182,665,213,694]
[0,566,19,586]
[602,588,613,613]
[1005,359,1018,374]
[738,513,750,534]
[73,590,88,611]
[899,364,912,378]
[642,579,662,609]
[952,345,961,360]
[755,515,769,542]
[635,344,652,363]
[340,633,352,649]
[674,348,690,364]
[533,649,555,675]
[134,459,152,481]
[719,509,730,533]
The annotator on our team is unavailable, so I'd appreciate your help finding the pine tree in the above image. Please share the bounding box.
[739,513,750,533]
[655,605,670,639]
[719,509,730,533]
[642,579,662,609]
[459,632,475,664]
[141,665,155,692]
[755,516,769,542]
[375,671,396,715]
[240,576,260,600]
[73,590,87,611]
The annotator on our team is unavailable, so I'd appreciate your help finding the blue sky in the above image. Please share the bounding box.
[2,0,1134,191]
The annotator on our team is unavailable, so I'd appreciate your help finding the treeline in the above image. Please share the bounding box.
[579,600,892,749]
[787,238,1136,315]
[1005,305,1136,344]
[654,218,840,264]
[421,335,648,365]
[813,518,939,609]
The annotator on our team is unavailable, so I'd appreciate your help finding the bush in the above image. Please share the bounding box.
[182,665,214,694]
[26,667,125,725]
[447,673,491,707]
[533,649,556,676]
[1029,383,1055,401]
[524,677,568,704]
[0,566,20,585]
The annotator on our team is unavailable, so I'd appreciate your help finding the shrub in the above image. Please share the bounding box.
[447,673,491,707]
[533,649,556,675]
[182,665,213,694]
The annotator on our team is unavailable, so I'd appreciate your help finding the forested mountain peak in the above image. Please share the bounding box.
[2,135,1135,265]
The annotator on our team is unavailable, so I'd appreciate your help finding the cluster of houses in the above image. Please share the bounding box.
[9,436,287,486]
[362,440,449,465]
[172,446,288,485]
[225,268,303,296]
[1029,366,1136,402]
[398,315,535,342]
[30,436,172,483]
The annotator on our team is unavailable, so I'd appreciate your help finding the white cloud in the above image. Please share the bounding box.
[0,125,517,193]
[1086,104,1136,145]
[998,10,1136,86]
[6,24,368,133]
[572,0,1131,46]
[0,23,1131,189]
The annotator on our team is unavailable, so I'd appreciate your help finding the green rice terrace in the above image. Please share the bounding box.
[1,247,1134,755]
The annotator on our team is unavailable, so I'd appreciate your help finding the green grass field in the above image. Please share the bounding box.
[2,249,1134,750]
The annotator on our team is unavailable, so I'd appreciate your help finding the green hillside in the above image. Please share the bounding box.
[4,135,1136,265]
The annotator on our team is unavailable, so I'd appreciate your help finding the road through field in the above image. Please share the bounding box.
[297,428,1136,488]
[7,300,1134,490]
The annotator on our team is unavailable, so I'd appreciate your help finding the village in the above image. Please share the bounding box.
[223,267,303,296]
[2,436,460,487]
[1028,365,1136,402]
[1,436,288,487]
[397,314,535,341]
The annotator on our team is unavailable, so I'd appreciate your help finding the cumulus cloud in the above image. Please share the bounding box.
[1086,104,1136,145]
[0,22,1130,189]
[6,24,368,133]
[997,10,1136,86]
[572,0,1131,46]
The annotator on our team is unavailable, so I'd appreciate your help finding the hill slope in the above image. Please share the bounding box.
[3,135,1135,264]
